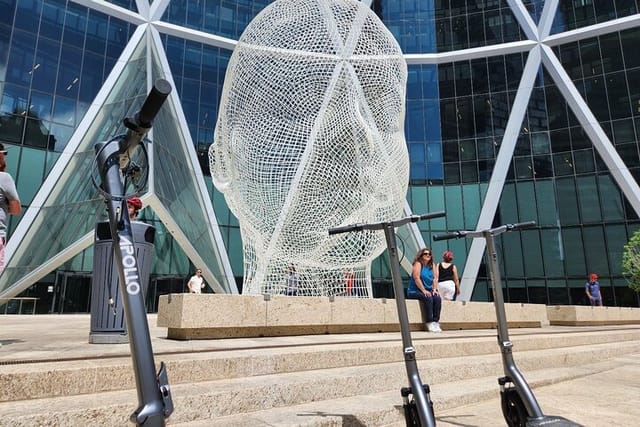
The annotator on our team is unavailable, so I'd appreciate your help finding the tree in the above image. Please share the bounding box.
[622,230,640,292]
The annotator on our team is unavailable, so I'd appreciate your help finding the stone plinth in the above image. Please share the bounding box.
[157,294,548,340]
[442,300,548,330]
[547,305,640,326]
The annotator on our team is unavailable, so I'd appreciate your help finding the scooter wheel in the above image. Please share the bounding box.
[501,388,528,427]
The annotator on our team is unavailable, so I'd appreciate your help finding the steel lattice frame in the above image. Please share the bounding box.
[210,0,409,296]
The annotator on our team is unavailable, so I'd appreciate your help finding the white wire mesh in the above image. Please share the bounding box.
[209,0,409,297]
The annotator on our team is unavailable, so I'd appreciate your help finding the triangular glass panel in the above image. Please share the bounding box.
[1,26,237,298]
[148,31,236,293]
[0,29,150,297]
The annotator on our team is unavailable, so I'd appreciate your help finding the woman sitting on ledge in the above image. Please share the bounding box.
[407,248,442,332]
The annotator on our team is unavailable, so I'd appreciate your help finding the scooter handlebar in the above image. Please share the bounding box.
[433,221,537,241]
[507,220,536,231]
[328,211,446,235]
[432,231,465,241]
[417,211,446,221]
[118,79,173,158]
[137,79,172,128]
[328,223,365,235]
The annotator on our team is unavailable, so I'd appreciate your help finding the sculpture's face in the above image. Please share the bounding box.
[210,0,409,270]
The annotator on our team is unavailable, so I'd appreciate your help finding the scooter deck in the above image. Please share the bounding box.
[526,415,583,426]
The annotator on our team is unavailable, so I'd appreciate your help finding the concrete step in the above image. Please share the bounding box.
[178,360,621,427]
[433,353,640,427]
[0,354,625,427]
[2,328,639,403]
[0,338,638,426]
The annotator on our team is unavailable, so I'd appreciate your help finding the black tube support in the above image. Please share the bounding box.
[94,79,173,426]
[329,211,444,427]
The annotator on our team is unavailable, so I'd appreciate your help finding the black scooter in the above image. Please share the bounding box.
[92,79,174,426]
[329,211,445,427]
[433,222,581,427]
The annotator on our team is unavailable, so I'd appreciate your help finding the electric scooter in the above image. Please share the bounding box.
[329,211,445,427]
[92,79,174,426]
[433,222,581,427]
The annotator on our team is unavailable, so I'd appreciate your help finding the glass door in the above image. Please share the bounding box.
[53,271,92,313]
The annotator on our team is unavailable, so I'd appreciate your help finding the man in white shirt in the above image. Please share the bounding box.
[187,269,205,293]
[0,143,20,273]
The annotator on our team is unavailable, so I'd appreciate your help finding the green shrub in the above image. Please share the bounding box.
[622,230,640,292]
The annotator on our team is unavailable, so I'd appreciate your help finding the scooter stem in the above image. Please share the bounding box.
[484,230,543,419]
[384,224,436,427]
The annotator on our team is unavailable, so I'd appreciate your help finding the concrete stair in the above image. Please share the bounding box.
[1,327,639,426]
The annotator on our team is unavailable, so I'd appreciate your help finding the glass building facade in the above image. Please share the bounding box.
[1,0,639,313]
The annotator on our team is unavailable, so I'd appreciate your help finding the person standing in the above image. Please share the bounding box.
[345,270,355,297]
[285,264,299,296]
[187,269,205,294]
[0,143,21,273]
[437,250,460,301]
[407,248,442,332]
[126,196,143,221]
[585,273,603,306]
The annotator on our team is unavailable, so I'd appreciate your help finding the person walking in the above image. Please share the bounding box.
[437,250,460,301]
[585,273,603,306]
[0,143,20,273]
[407,248,442,332]
[187,269,205,294]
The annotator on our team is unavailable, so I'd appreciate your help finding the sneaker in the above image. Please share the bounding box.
[434,322,442,332]
[427,322,437,332]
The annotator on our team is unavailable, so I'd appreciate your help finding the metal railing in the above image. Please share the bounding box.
[0,297,38,314]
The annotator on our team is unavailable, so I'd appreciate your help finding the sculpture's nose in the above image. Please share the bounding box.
[209,129,236,191]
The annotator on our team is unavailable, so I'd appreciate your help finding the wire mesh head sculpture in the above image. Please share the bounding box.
[209,0,409,296]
